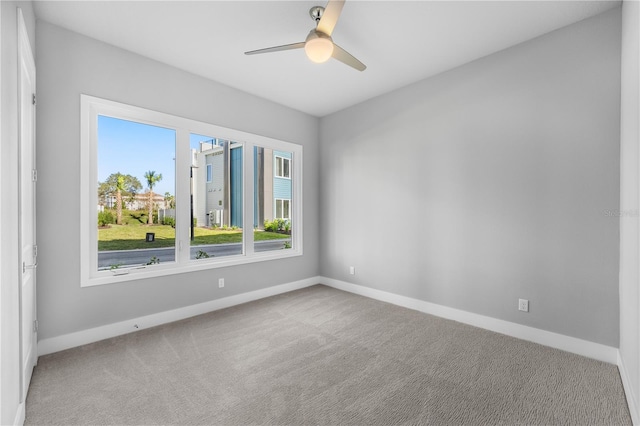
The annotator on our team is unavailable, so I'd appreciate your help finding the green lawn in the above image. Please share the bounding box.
[98,224,289,251]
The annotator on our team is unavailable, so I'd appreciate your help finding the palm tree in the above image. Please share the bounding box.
[115,175,126,225]
[99,173,142,225]
[144,170,163,224]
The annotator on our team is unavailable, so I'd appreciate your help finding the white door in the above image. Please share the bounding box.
[18,8,37,402]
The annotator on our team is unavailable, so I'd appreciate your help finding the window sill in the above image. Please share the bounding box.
[81,248,303,287]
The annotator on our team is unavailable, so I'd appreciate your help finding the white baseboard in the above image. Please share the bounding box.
[38,276,320,356]
[618,351,640,425]
[38,274,618,365]
[13,402,25,426]
[320,277,618,364]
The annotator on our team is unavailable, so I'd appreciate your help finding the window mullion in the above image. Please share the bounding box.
[291,150,302,251]
[176,129,191,263]
[243,142,255,256]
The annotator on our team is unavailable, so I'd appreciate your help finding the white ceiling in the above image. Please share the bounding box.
[33,0,620,117]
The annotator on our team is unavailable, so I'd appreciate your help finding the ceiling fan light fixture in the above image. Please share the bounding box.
[244,1,366,71]
[305,34,334,63]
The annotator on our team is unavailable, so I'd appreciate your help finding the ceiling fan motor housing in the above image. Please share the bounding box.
[309,6,325,23]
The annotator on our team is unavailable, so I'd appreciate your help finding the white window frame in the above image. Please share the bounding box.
[80,95,303,287]
[275,155,291,179]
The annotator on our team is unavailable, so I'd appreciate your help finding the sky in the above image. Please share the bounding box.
[98,115,215,196]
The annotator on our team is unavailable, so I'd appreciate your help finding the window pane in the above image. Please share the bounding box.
[275,200,282,218]
[283,199,290,219]
[206,164,212,183]
[254,147,292,252]
[97,115,176,270]
[275,156,290,179]
[190,134,243,260]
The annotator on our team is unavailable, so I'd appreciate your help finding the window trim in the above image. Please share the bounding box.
[81,95,303,287]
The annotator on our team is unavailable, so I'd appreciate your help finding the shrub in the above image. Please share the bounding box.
[195,250,210,259]
[98,210,115,226]
[264,218,291,233]
[162,216,176,228]
[264,219,278,232]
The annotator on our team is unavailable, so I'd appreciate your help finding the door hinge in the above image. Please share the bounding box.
[32,93,36,106]
[32,169,37,182]
[33,320,38,333]
[33,245,38,258]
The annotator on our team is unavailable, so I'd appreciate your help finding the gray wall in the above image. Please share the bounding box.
[619,0,640,418]
[35,21,320,340]
[319,9,621,346]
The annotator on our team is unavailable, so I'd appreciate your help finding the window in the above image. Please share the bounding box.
[275,156,290,179]
[96,116,176,269]
[81,95,303,286]
[254,148,293,253]
[275,199,291,220]
[206,164,212,183]
[190,135,243,260]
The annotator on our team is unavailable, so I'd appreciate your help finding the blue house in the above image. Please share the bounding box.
[253,147,292,228]
[273,150,292,221]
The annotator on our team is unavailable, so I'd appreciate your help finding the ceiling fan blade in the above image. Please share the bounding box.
[245,42,305,56]
[332,44,366,71]
[317,0,345,36]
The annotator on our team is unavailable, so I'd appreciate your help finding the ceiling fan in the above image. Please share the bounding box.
[244,0,366,71]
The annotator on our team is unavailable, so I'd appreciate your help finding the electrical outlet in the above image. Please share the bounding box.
[349,266,355,275]
[218,278,224,288]
[518,298,529,312]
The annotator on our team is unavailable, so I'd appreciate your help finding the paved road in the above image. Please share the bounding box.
[98,239,291,269]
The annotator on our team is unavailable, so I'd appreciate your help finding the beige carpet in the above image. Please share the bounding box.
[26,284,631,425]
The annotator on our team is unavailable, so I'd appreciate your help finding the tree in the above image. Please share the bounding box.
[164,192,175,209]
[98,173,142,225]
[144,170,163,224]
